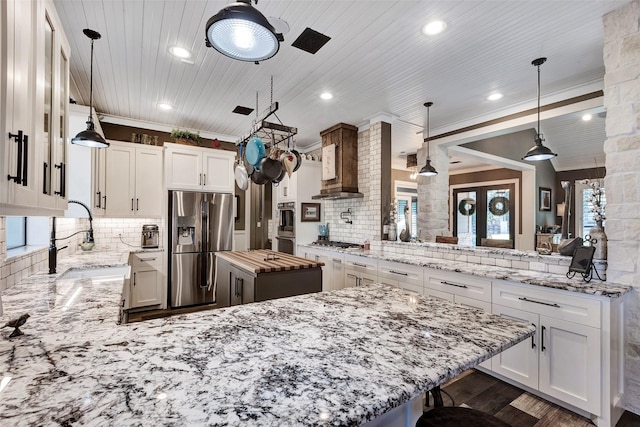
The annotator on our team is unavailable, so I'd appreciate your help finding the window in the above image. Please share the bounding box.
[581,186,606,237]
[574,179,606,238]
[6,216,27,250]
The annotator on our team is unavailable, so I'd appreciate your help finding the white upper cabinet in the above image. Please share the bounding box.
[1,0,69,215]
[104,140,163,218]
[165,142,235,193]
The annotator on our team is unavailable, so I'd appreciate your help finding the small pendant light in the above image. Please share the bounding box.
[205,0,283,63]
[419,102,438,176]
[71,29,109,148]
[522,57,556,161]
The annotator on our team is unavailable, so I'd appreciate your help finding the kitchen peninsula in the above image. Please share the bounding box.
[0,250,534,426]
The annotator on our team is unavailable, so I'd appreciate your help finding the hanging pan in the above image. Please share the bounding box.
[245,135,266,167]
[234,144,249,191]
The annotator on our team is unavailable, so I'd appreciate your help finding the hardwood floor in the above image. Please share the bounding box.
[431,369,640,427]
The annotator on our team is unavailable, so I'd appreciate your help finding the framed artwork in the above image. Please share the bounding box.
[539,187,552,211]
[301,203,321,222]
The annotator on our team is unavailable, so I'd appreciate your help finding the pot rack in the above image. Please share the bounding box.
[236,77,297,148]
[236,101,298,147]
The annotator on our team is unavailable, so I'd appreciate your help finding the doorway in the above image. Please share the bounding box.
[453,183,515,248]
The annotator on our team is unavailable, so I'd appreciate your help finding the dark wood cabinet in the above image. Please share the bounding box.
[320,123,359,193]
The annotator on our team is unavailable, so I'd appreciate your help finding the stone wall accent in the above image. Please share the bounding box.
[417,143,450,241]
[602,0,640,414]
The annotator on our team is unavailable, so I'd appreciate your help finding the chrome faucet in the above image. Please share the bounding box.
[48,200,95,274]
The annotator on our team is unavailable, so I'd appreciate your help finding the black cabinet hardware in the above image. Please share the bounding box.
[7,131,23,184]
[54,162,65,197]
[390,270,408,276]
[541,325,546,351]
[353,262,367,268]
[96,191,101,208]
[136,198,139,211]
[531,323,536,349]
[518,297,560,308]
[441,280,467,288]
[43,162,48,194]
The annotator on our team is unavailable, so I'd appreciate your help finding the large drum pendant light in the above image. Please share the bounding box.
[71,29,108,148]
[205,0,283,63]
[522,57,556,161]
[419,102,438,176]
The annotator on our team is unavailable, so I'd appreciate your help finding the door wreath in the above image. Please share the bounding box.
[458,198,476,216]
[488,196,510,216]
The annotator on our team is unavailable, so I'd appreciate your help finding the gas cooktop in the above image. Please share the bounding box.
[312,241,362,249]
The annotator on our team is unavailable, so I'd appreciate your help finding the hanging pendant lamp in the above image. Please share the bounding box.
[522,57,556,161]
[71,29,108,148]
[205,0,283,63]
[419,102,438,176]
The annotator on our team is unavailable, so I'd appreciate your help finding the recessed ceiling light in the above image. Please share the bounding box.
[487,93,503,101]
[320,92,333,100]
[582,113,593,121]
[169,46,191,59]
[422,20,447,36]
[158,103,173,111]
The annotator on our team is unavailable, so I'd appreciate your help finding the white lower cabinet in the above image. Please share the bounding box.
[378,261,423,294]
[491,281,605,417]
[129,253,164,309]
[299,246,332,292]
[331,256,345,291]
[344,255,377,288]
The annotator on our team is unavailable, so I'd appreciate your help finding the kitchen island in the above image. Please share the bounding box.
[0,251,533,426]
[215,249,323,307]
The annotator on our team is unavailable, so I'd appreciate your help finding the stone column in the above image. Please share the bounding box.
[602,0,640,414]
[416,142,450,241]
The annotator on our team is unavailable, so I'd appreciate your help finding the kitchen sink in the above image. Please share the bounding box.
[58,265,130,280]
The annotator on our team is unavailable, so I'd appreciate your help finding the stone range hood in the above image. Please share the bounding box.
[312,123,365,200]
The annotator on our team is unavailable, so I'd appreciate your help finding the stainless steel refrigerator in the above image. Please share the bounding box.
[169,191,233,308]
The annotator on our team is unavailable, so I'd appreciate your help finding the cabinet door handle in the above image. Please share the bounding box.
[199,173,202,185]
[390,270,408,276]
[7,130,23,184]
[43,162,48,194]
[131,198,134,211]
[22,134,28,186]
[103,195,107,210]
[518,297,560,308]
[531,323,536,349]
[54,162,64,196]
[203,174,206,185]
[238,277,243,298]
[333,258,342,263]
[353,262,367,268]
[541,325,546,352]
[136,198,139,211]
[139,257,156,262]
[357,277,361,287]
[96,191,102,208]
[133,272,136,286]
[441,280,467,289]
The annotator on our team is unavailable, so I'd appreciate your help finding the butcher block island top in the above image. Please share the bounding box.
[216,249,323,274]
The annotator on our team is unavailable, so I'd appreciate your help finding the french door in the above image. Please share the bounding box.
[453,184,515,248]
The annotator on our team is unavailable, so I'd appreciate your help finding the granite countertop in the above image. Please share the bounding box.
[301,244,632,298]
[0,252,534,426]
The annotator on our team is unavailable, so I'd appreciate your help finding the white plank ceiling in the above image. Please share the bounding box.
[53,0,623,172]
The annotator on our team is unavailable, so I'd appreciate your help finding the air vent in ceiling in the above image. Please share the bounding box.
[233,106,254,115]
[292,28,331,54]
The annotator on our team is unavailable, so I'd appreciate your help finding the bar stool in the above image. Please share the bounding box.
[416,406,510,427]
